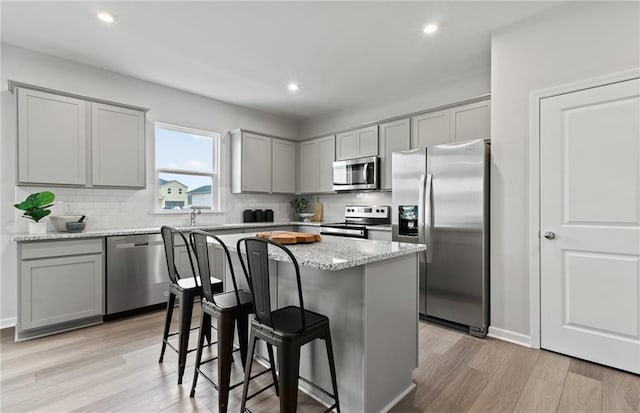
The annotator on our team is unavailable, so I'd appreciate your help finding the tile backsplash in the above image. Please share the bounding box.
[11,185,391,233]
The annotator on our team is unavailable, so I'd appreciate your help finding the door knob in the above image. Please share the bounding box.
[544,231,556,240]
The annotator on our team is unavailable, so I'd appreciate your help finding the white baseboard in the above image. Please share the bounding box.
[0,317,17,330]
[488,326,532,348]
[380,382,416,413]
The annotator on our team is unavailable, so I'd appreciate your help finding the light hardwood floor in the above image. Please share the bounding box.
[1,309,638,412]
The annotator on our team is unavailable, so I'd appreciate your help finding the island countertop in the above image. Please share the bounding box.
[212,232,426,271]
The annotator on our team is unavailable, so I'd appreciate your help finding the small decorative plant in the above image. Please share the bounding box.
[14,191,55,222]
[290,197,308,214]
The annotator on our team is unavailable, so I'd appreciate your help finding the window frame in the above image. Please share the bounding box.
[154,122,221,213]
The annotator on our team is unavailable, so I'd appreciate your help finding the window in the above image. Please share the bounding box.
[155,123,220,211]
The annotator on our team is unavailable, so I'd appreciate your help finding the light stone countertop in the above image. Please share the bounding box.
[212,232,425,271]
[12,221,391,242]
[11,222,304,242]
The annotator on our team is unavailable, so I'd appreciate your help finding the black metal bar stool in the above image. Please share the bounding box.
[188,230,279,413]
[158,225,223,384]
[237,237,341,413]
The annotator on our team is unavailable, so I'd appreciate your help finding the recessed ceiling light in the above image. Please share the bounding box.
[97,12,115,23]
[423,24,438,34]
[287,82,299,92]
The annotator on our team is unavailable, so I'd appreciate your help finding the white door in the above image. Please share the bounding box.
[540,78,640,374]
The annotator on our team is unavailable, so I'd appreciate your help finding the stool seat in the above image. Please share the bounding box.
[270,306,327,334]
[176,275,222,290]
[202,289,253,311]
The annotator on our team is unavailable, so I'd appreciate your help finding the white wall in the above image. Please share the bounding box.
[490,2,640,343]
[0,44,300,327]
[300,68,490,138]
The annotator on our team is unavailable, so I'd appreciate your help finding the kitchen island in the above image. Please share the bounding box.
[211,233,426,413]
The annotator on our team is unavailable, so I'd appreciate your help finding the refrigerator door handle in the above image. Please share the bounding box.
[425,173,433,263]
[418,173,426,244]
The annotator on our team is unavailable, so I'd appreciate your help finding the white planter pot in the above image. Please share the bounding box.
[29,222,47,235]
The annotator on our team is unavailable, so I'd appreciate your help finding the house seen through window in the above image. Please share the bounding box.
[155,123,220,211]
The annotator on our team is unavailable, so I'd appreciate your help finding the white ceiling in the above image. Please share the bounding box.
[1,1,562,120]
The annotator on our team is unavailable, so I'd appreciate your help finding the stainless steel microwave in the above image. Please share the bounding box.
[332,156,380,191]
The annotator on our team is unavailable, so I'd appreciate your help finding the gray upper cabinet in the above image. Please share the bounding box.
[411,99,491,149]
[13,83,148,189]
[299,139,318,194]
[299,135,335,194]
[317,135,336,192]
[271,138,296,194]
[241,132,272,193]
[379,118,411,190]
[17,88,87,185]
[231,129,296,194]
[411,109,450,149]
[336,125,378,160]
[91,103,145,188]
[450,100,491,142]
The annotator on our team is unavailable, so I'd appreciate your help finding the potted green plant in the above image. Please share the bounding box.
[14,191,55,234]
[290,197,311,221]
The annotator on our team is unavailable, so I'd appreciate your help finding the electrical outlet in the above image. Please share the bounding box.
[64,202,73,213]
[119,202,128,213]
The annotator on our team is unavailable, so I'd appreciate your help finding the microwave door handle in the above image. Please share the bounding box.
[425,173,433,263]
[418,174,426,244]
[362,163,368,184]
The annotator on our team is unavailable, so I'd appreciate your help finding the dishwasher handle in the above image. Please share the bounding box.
[113,240,164,249]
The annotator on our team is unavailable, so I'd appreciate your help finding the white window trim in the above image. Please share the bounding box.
[154,122,221,213]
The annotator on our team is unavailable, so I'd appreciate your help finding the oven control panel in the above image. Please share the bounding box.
[345,205,390,219]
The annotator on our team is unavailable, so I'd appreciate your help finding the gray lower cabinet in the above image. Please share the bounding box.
[18,238,104,340]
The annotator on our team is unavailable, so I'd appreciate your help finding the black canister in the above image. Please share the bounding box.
[243,209,256,223]
[254,209,265,222]
[264,209,274,222]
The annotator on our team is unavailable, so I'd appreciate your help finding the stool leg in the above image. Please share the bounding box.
[267,344,280,396]
[159,292,176,363]
[189,311,208,397]
[203,308,212,346]
[217,311,235,413]
[236,307,249,368]
[325,329,340,412]
[277,341,301,413]
[240,329,258,413]
[177,290,195,384]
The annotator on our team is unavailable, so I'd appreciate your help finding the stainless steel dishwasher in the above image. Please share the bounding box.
[106,234,170,315]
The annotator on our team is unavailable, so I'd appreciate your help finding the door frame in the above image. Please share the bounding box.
[528,68,640,349]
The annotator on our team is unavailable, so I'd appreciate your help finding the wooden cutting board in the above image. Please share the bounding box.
[256,231,322,244]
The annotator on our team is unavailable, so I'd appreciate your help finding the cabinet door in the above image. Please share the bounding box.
[379,118,411,190]
[242,133,272,192]
[336,130,358,160]
[450,100,491,142]
[299,140,318,193]
[17,88,87,185]
[92,103,145,187]
[272,139,296,194]
[411,110,450,148]
[21,254,103,330]
[357,125,379,157]
[317,135,336,193]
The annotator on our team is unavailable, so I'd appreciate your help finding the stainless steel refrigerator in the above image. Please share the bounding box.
[392,139,489,337]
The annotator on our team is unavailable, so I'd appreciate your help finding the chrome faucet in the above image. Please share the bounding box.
[190,208,201,226]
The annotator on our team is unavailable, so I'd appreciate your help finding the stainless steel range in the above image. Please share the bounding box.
[320,206,390,239]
